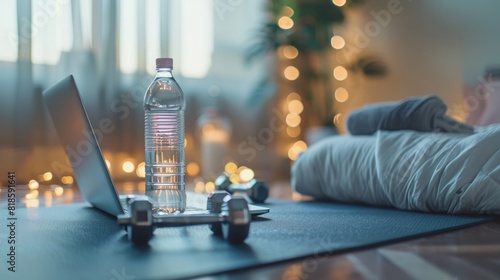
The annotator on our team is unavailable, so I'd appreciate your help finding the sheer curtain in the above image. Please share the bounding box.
[0,0,268,183]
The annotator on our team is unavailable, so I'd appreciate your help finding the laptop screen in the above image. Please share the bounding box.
[42,75,124,216]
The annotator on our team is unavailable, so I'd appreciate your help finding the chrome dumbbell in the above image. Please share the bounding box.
[117,191,250,245]
[214,174,269,203]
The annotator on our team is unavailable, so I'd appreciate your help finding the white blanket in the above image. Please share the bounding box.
[291,125,500,214]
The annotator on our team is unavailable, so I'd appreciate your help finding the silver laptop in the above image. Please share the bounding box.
[42,75,269,217]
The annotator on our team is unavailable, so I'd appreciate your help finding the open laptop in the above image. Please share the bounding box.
[42,75,269,217]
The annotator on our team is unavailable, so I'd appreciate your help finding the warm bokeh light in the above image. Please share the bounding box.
[278,16,294,30]
[239,168,255,183]
[29,179,39,190]
[288,100,304,114]
[284,66,300,81]
[330,35,346,49]
[184,137,188,148]
[25,199,40,208]
[294,140,308,151]
[105,159,111,169]
[335,87,349,102]
[26,190,39,200]
[186,162,200,177]
[44,190,53,207]
[61,176,74,185]
[287,126,301,138]
[282,6,294,17]
[287,92,302,102]
[225,162,238,174]
[288,147,299,161]
[54,186,64,196]
[288,141,308,161]
[333,66,348,81]
[195,181,205,193]
[42,172,53,181]
[122,161,135,173]
[286,113,301,127]
[205,181,215,193]
[230,174,240,184]
[136,162,146,178]
[283,45,299,59]
[332,0,346,7]
[333,113,343,126]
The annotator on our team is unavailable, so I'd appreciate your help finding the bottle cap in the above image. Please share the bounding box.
[156,58,173,69]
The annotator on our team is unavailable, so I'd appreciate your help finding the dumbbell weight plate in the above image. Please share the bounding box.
[221,196,251,243]
[207,190,231,235]
[129,224,153,245]
[127,196,154,245]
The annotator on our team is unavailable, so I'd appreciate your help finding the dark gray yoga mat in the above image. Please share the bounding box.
[2,200,494,280]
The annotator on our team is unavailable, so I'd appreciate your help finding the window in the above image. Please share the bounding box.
[31,0,73,65]
[119,0,138,73]
[3,0,216,78]
[118,0,214,77]
[178,0,214,78]
[0,0,18,62]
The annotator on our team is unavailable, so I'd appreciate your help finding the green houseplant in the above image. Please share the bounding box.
[247,0,365,129]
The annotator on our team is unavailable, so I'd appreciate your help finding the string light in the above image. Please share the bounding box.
[186,162,200,177]
[288,141,308,161]
[28,179,39,190]
[122,161,135,173]
[25,198,40,208]
[61,176,74,185]
[283,45,299,59]
[136,162,146,178]
[282,6,294,17]
[26,190,39,199]
[44,190,53,207]
[330,35,345,49]
[205,181,215,193]
[284,66,300,81]
[195,181,205,193]
[294,140,308,151]
[332,0,346,7]
[287,92,301,102]
[225,162,238,174]
[288,146,300,161]
[287,126,301,138]
[239,168,255,183]
[334,87,349,102]
[288,100,304,114]
[54,186,64,196]
[333,66,348,81]
[333,113,343,126]
[278,16,294,30]
[230,174,240,184]
[42,172,53,181]
[286,113,301,127]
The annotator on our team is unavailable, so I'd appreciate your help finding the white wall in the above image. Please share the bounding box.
[334,0,500,131]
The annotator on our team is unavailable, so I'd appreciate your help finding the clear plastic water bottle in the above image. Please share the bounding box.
[144,58,186,214]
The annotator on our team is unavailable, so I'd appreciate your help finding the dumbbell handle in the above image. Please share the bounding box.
[118,212,247,228]
[153,213,226,227]
[226,180,255,191]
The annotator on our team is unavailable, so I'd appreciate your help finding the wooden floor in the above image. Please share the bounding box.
[2,181,499,279]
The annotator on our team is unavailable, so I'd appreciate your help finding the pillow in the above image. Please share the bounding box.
[291,125,500,214]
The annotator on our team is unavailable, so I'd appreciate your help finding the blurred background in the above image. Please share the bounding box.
[1,0,500,189]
